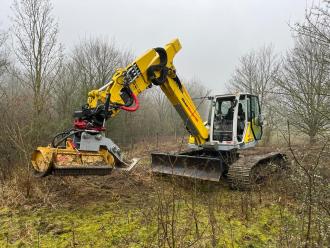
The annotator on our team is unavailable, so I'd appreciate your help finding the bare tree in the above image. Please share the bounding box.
[229,45,279,107]
[0,27,17,180]
[228,45,280,143]
[53,61,80,124]
[70,37,128,97]
[275,36,330,144]
[1,0,63,191]
[294,1,330,48]
[0,29,9,78]
[11,0,62,117]
[285,122,330,247]
[293,0,330,117]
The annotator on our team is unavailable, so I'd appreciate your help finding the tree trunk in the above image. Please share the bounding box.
[309,134,316,145]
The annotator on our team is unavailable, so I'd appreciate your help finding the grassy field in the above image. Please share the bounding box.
[0,175,300,247]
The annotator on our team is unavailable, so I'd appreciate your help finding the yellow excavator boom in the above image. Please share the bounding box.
[86,38,208,144]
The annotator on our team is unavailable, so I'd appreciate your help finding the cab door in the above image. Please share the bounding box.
[243,95,263,144]
[248,95,263,141]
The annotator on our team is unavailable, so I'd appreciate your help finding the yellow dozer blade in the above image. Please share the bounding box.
[31,140,138,177]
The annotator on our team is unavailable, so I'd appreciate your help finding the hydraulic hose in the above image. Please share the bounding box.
[119,92,139,112]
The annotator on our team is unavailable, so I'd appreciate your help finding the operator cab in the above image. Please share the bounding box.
[204,93,263,151]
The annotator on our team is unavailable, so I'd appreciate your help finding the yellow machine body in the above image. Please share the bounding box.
[31,38,281,186]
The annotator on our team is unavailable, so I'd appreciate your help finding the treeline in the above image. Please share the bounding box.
[228,1,330,144]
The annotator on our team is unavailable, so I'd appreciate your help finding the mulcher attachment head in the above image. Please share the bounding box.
[31,145,139,177]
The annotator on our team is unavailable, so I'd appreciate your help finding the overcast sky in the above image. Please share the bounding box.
[0,0,313,93]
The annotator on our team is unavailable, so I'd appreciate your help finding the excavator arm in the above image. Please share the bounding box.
[80,38,208,144]
[31,39,208,176]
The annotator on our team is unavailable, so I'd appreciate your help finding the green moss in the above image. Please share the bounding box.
[0,191,303,247]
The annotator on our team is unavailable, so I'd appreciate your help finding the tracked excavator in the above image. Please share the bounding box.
[31,39,285,189]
